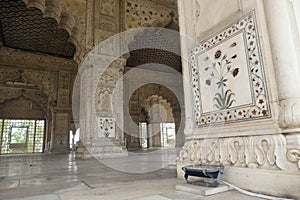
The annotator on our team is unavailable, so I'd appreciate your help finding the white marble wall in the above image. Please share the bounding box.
[177,0,300,197]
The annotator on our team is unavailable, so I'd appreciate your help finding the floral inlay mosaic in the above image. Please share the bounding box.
[99,118,115,137]
[190,11,271,126]
[204,49,239,110]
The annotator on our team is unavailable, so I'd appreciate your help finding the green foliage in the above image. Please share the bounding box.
[213,89,236,109]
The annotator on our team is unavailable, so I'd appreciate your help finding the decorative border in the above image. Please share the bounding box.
[190,10,271,126]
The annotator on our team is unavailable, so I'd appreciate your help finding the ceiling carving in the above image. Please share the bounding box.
[0,0,76,59]
[127,22,182,72]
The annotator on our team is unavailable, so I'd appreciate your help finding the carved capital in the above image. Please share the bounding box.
[279,98,300,129]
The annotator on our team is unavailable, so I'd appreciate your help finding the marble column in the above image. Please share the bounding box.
[148,97,162,147]
[77,57,128,158]
[80,64,94,145]
[291,0,300,38]
[174,108,185,148]
[149,123,161,147]
[95,58,126,138]
[264,0,300,130]
[50,110,56,151]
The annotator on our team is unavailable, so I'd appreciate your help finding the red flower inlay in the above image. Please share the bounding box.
[215,50,222,59]
[262,110,268,115]
[232,68,239,77]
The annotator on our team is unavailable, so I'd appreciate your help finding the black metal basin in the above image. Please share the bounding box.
[182,164,224,187]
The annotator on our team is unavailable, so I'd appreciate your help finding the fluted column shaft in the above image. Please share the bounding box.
[264,0,300,129]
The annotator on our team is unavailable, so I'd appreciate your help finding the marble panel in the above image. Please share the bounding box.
[190,11,270,126]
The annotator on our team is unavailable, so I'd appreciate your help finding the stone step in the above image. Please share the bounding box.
[175,182,232,196]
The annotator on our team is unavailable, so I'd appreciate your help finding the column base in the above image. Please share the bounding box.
[76,141,93,159]
[76,138,128,159]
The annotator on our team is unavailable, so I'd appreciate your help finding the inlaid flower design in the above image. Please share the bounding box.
[204,44,239,110]
[190,11,270,126]
[99,118,114,137]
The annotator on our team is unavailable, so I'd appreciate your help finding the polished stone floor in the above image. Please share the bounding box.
[0,152,263,200]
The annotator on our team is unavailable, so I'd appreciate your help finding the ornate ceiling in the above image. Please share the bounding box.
[127,20,182,72]
[0,0,76,59]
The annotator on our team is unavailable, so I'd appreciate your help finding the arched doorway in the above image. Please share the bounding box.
[125,83,184,150]
[0,96,47,154]
[143,95,176,148]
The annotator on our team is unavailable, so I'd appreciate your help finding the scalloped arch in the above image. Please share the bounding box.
[135,85,181,123]
[0,92,48,114]
[143,94,176,120]
[21,0,83,63]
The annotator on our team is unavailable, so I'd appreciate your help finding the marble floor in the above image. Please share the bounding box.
[0,152,263,200]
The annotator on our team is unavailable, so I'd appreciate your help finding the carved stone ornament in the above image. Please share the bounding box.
[0,68,53,112]
[125,0,178,29]
[279,98,300,129]
[287,149,300,169]
[177,134,299,171]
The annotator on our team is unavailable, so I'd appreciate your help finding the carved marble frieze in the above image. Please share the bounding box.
[94,59,126,113]
[0,68,55,95]
[98,0,119,38]
[190,11,270,126]
[0,67,57,114]
[177,134,300,171]
[0,47,77,72]
[124,0,178,29]
[0,89,49,112]
[101,0,116,17]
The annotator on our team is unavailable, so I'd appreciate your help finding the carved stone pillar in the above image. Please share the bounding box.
[50,110,56,151]
[95,58,126,138]
[150,123,161,147]
[148,96,162,147]
[76,64,94,158]
[264,0,300,130]
[77,56,128,158]
[79,64,94,145]
[174,108,185,148]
